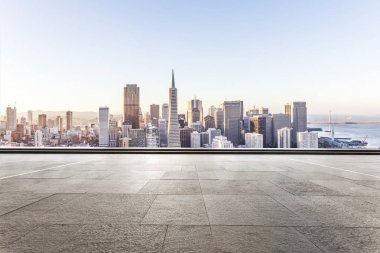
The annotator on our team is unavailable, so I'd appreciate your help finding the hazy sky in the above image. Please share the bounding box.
[1,0,379,116]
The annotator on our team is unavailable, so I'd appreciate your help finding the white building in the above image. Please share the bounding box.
[207,128,221,145]
[146,123,159,148]
[212,136,233,149]
[34,130,43,147]
[190,121,202,133]
[99,107,109,147]
[6,106,17,131]
[277,127,292,148]
[245,133,263,148]
[190,131,201,148]
[297,131,318,149]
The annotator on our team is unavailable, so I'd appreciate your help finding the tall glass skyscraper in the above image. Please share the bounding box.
[292,101,307,146]
[223,101,243,146]
[123,84,140,129]
[167,70,181,147]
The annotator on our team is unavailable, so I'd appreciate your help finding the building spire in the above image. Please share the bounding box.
[172,69,175,88]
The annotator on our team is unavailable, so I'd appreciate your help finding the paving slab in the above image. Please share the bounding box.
[142,195,209,225]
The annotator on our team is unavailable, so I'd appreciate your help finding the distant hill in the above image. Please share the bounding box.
[17,111,123,126]
[308,114,380,124]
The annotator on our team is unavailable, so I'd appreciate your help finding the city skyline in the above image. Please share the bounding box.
[1,1,380,115]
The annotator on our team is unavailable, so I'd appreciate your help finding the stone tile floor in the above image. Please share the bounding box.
[0,154,380,252]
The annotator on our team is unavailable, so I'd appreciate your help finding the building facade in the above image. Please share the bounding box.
[124,84,140,129]
[167,70,181,147]
[99,107,109,147]
[223,101,243,146]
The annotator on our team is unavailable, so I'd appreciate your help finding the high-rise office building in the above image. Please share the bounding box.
[34,130,43,147]
[56,116,63,132]
[109,119,118,147]
[99,107,109,147]
[203,115,215,131]
[158,119,168,147]
[123,84,140,129]
[207,128,221,145]
[297,131,318,149]
[6,106,17,131]
[143,112,151,126]
[146,123,159,148]
[66,111,73,130]
[245,133,264,148]
[27,110,33,125]
[38,114,47,128]
[47,119,55,128]
[187,98,203,126]
[150,104,160,127]
[285,103,291,119]
[208,105,216,117]
[180,127,193,147]
[162,103,169,121]
[223,101,243,146]
[272,113,291,147]
[190,121,202,133]
[167,70,181,147]
[214,107,224,134]
[200,132,210,147]
[178,114,186,128]
[250,115,272,148]
[292,102,307,146]
[190,131,201,148]
[277,127,292,148]
[242,116,251,132]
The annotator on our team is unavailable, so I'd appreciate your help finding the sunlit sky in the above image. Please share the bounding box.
[1,0,379,116]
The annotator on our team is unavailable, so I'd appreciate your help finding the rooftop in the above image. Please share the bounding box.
[1,153,380,252]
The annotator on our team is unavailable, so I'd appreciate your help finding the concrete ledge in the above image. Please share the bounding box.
[1,147,380,155]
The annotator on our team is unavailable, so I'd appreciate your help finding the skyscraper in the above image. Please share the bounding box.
[187,97,203,126]
[180,127,193,147]
[162,103,169,121]
[38,114,47,128]
[27,110,33,125]
[158,119,168,147]
[109,119,118,147]
[99,107,109,147]
[150,104,160,127]
[208,105,216,117]
[285,103,291,119]
[223,101,243,146]
[167,70,181,147]
[146,123,159,148]
[56,116,63,132]
[203,115,215,131]
[6,106,17,131]
[250,115,272,148]
[214,107,224,134]
[66,111,73,130]
[272,113,291,147]
[124,84,140,129]
[292,102,307,146]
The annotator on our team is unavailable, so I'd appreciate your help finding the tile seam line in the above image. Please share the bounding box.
[0,160,97,180]
[281,158,380,180]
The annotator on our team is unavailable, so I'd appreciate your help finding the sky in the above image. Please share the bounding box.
[1,0,380,116]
